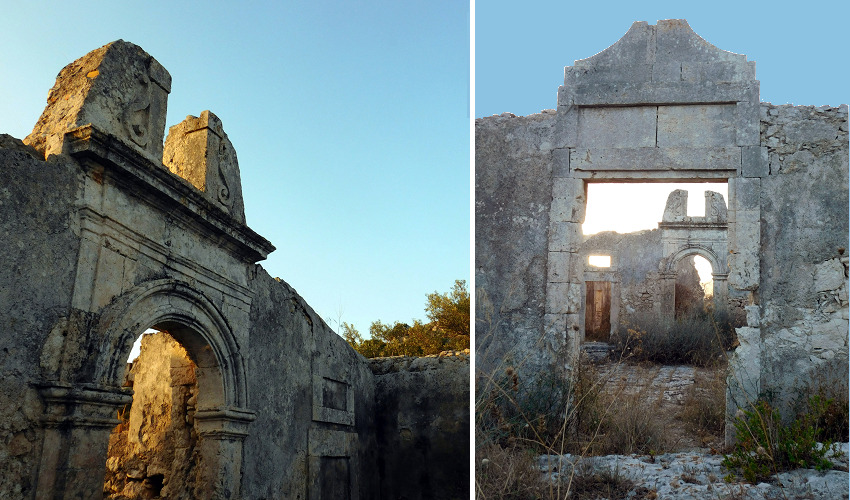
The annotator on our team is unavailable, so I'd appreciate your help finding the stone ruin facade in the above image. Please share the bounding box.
[0,41,469,499]
[578,188,746,346]
[476,20,848,433]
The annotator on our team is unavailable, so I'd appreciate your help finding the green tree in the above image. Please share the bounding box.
[341,280,470,358]
[426,279,470,337]
[340,322,362,349]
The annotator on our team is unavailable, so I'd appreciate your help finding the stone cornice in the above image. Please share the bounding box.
[65,124,275,263]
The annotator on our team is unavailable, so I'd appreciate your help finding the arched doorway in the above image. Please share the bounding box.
[663,246,729,320]
[35,279,255,499]
[93,280,255,499]
[103,328,202,498]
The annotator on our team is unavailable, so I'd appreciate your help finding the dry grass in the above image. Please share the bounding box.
[476,357,674,499]
[611,310,740,367]
[475,443,547,500]
[682,365,727,448]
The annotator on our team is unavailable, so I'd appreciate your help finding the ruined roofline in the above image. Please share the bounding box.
[65,125,275,263]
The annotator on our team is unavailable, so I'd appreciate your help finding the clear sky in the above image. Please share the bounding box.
[476,1,848,118]
[0,1,470,337]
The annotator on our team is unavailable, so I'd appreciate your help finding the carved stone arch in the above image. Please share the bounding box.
[662,244,730,318]
[663,244,726,276]
[92,278,248,409]
[35,279,254,499]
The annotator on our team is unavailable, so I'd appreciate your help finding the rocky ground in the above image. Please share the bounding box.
[538,444,849,499]
[536,360,849,498]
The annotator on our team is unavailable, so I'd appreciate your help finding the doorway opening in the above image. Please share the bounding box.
[103,328,201,499]
[674,256,711,318]
[585,281,612,342]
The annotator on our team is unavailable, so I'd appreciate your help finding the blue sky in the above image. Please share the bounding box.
[0,1,470,337]
[476,1,849,118]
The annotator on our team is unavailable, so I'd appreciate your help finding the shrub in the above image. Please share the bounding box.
[476,365,572,451]
[611,309,740,366]
[722,398,842,483]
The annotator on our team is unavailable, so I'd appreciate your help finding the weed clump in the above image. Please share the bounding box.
[722,397,843,483]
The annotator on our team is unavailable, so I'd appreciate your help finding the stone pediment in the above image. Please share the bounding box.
[559,20,758,107]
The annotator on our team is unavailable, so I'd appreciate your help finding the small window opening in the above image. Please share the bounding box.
[588,255,611,268]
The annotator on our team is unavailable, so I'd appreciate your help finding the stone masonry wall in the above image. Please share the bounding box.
[757,103,849,412]
[0,135,82,498]
[475,111,557,380]
[581,229,664,328]
[369,350,470,500]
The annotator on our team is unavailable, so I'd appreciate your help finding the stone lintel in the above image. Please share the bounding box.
[658,222,728,230]
[569,81,753,107]
[571,147,741,173]
[572,170,732,181]
[65,125,275,263]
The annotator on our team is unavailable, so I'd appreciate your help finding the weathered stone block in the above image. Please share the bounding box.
[745,305,760,327]
[576,106,656,148]
[163,111,246,223]
[543,313,567,338]
[545,282,570,314]
[657,104,736,147]
[729,177,761,211]
[24,40,171,162]
[736,101,761,146]
[553,105,578,147]
[547,252,572,283]
[550,177,585,223]
[548,221,582,253]
[552,148,571,177]
[573,81,752,107]
[813,258,846,292]
[571,147,741,172]
[741,146,768,178]
[682,61,755,83]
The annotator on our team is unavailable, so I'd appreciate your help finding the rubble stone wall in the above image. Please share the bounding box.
[757,103,849,411]
[369,351,470,500]
[0,135,84,498]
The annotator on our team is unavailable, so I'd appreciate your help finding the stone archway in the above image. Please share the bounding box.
[35,279,254,499]
[662,245,729,318]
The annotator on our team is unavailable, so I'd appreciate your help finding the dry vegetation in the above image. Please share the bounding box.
[475,352,732,499]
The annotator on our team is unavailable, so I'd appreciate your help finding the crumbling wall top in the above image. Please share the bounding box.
[662,189,727,224]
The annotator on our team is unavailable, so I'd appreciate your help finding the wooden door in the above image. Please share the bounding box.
[585,281,611,342]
